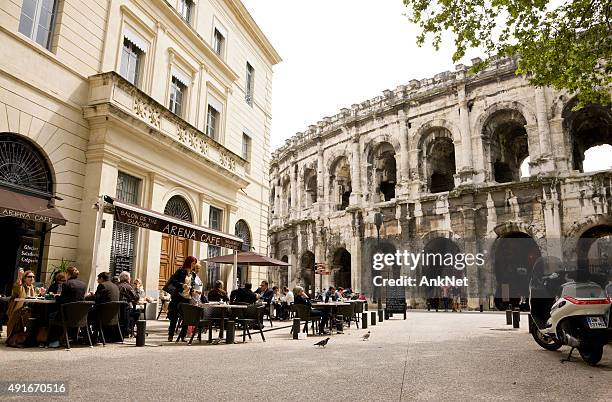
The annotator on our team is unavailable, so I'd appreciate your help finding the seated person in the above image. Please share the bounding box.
[116,271,141,336]
[86,272,119,342]
[6,269,37,340]
[270,286,283,319]
[91,272,119,304]
[133,278,153,304]
[325,286,338,302]
[47,272,67,295]
[255,280,274,303]
[293,285,329,335]
[48,266,86,347]
[207,280,229,302]
[230,282,257,304]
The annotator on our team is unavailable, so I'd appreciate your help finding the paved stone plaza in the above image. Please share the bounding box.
[2,312,610,401]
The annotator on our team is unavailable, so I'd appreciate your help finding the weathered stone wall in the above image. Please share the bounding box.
[269,57,612,309]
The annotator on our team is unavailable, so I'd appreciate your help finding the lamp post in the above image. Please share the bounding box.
[374,212,383,310]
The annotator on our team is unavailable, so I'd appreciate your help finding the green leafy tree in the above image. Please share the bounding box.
[402,0,611,107]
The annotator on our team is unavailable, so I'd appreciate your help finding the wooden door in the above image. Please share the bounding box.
[158,234,189,289]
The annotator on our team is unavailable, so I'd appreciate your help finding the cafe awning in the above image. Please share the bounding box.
[202,251,291,266]
[105,197,243,250]
[0,186,67,225]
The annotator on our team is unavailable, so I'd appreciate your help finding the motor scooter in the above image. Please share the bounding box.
[528,257,612,365]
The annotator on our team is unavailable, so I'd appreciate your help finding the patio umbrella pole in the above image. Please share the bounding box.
[88,195,105,291]
[232,249,238,290]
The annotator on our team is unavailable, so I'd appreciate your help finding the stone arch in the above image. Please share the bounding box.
[415,126,457,193]
[562,97,612,172]
[300,159,318,208]
[477,104,534,183]
[420,229,462,244]
[328,154,352,211]
[279,173,291,216]
[474,101,538,135]
[491,231,542,310]
[0,132,56,196]
[331,247,351,289]
[363,133,401,157]
[299,251,315,295]
[564,215,612,271]
[490,221,544,240]
[365,141,398,202]
[324,148,351,175]
[161,189,197,223]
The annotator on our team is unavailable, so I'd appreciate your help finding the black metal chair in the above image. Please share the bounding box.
[56,301,94,349]
[201,304,227,343]
[291,304,321,335]
[178,304,208,345]
[351,301,363,328]
[234,304,266,342]
[335,304,355,331]
[93,301,124,346]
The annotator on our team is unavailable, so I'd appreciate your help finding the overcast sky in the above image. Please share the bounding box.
[242,0,611,171]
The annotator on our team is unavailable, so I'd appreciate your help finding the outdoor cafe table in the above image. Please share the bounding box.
[14,298,57,304]
[206,303,248,339]
[14,298,57,326]
[311,302,351,334]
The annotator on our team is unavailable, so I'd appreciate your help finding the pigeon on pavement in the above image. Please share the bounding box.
[362,331,371,341]
[314,338,330,348]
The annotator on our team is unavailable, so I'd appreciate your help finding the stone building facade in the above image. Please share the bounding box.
[0,0,280,296]
[269,57,612,309]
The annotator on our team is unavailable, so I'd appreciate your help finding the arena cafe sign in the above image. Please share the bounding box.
[113,202,242,250]
[0,207,58,224]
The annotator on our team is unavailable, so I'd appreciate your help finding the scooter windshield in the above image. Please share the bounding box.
[561,281,605,299]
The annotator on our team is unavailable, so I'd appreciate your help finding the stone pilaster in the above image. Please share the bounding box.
[349,127,362,206]
[534,87,555,175]
[398,109,410,196]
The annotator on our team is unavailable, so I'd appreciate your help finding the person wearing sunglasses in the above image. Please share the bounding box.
[5,269,37,339]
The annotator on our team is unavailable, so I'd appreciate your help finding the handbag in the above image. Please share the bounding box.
[162,275,178,296]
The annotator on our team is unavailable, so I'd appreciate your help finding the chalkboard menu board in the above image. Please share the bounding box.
[16,236,40,272]
[385,286,407,319]
[114,256,132,275]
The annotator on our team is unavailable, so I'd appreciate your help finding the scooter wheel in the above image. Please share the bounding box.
[532,330,562,351]
[578,344,603,366]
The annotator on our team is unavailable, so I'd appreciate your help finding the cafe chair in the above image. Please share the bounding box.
[291,304,320,335]
[94,301,124,346]
[201,304,227,343]
[234,304,266,342]
[351,301,363,328]
[334,304,354,331]
[56,301,94,349]
[178,303,207,345]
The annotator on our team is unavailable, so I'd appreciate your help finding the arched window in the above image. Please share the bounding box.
[0,133,53,196]
[234,219,252,252]
[164,195,193,222]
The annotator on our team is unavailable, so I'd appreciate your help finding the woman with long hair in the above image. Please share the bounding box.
[6,269,40,339]
[167,256,197,341]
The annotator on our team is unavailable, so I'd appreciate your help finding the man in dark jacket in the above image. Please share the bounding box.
[56,266,86,305]
[255,280,274,303]
[231,282,257,304]
[116,271,139,307]
[48,266,86,347]
[92,272,119,304]
[87,272,119,343]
